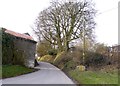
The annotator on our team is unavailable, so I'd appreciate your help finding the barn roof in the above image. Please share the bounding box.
[3,28,37,43]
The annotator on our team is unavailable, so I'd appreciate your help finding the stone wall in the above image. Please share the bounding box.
[2,29,37,67]
[13,37,36,67]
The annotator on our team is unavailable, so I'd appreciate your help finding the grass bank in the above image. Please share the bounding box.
[69,69,118,84]
[0,66,1,79]
[2,65,37,79]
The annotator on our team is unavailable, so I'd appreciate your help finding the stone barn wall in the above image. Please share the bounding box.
[2,28,37,68]
[13,37,36,67]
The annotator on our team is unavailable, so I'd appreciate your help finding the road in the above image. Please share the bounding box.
[2,62,76,85]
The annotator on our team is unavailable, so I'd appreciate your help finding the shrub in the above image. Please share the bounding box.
[53,51,79,70]
[39,55,54,63]
[85,51,108,67]
[53,51,66,65]
[63,60,77,71]
[48,49,57,55]
[70,50,83,64]
[36,40,52,57]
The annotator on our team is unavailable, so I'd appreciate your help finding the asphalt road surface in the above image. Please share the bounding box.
[2,62,76,85]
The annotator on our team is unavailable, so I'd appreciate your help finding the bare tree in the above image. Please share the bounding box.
[33,0,96,52]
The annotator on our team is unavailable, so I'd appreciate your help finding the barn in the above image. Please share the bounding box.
[2,28,37,67]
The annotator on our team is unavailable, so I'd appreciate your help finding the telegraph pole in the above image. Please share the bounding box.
[83,15,85,65]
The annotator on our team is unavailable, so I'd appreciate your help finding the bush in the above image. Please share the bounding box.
[53,51,66,65]
[63,60,77,71]
[85,51,108,67]
[53,51,79,70]
[36,40,52,57]
[39,55,54,63]
[70,50,83,64]
[53,49,109,71]
[48,49,57,55]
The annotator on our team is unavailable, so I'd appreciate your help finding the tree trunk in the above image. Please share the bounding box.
[57,39,63,52]
[65,40,69,52]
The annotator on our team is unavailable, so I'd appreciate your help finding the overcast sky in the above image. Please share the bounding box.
[0,0,119,46]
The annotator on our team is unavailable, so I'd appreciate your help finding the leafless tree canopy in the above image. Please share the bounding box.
[33,0,96,52]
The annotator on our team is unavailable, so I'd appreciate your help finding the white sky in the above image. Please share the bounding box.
[0,0,119,46]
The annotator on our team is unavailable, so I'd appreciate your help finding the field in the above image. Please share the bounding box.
[69,69,118,84]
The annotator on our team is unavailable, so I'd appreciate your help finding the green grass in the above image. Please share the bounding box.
[2,65,36,78]
[69,69,118,84]
[0,66,1,79]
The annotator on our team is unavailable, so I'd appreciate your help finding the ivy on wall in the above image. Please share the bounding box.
[0,28,2,65]
[2,28,25,66]
[2,28,14,64]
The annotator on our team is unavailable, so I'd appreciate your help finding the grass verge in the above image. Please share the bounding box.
[2,65,37,79]
[68,69,118,84]
[0,66,1,79]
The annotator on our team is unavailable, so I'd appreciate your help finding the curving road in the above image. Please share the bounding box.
[2,62,76,85]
